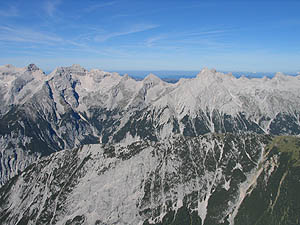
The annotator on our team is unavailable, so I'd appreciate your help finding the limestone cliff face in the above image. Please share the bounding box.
[1,64,300,187]
[1,134,299,225]
[0,64,300,224]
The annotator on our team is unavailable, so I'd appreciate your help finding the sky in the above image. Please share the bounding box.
[0,0,300,73]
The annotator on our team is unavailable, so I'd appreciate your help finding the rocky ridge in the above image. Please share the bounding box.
[1,64,300,186]
[0,64,300,224]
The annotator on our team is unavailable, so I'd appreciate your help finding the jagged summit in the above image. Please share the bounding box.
[122,73,131,81]
[200,67,217,73]
[196,67,236,81]
[196,67,217,78]
[273,72,288,80]
[90,68,103,73]
[71,64,84,69]
[238,74,248,80]
[26,63,40,72]
[144,73,162,84]
[4,64,15,68]
[111,72,121,78]
[0,64,19,74]
[66,64,87,76]
[52,64,87,76]
[204,67,217,73]
[1,64,298,81]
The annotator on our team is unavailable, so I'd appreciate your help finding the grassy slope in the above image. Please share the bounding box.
[235,135,300,225]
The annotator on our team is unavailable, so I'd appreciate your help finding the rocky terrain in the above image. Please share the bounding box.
[0,64,300,224]
[1,133,299,225]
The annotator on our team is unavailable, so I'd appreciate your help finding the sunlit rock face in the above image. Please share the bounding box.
[0,64,300,224]
[1,133,299,225]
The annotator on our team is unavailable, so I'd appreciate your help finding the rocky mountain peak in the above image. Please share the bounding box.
[274,72,287,80]
[202,67,217,73]
[71,64,85,70]
[4,64,15,69]
[26,63,40,72]
[142,73,163,90]
[196,67,224,85]
[196,67,217,78]
[51,64,87,78]
[0,64,16,75]
[90,68,103,73]
[122,73,130,80]
[111,72,121,78]
[226,72,235,78]
[69,64,87,76]
[144,73,162,83]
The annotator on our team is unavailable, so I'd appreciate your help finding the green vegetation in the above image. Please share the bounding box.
[267,135,300,166]
[235,135,300,225]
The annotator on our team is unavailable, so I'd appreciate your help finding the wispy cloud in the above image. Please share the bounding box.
[44,0,62,17]
[84,1,118,12]
[145,35,167,47]
[0,23,143,57]
[0,25,63,44]
[94,24,159,42]
[56,40,132,57]
[0,4,19,17]
[146,28,232,46]
[183,29,229,37]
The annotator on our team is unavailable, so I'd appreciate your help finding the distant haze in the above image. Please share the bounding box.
[110,70,299,80]
[40,68,299,80]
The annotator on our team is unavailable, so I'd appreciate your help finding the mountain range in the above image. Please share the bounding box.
[0,64,299,225]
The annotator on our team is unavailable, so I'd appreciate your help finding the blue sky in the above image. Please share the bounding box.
[0,0,300,72]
